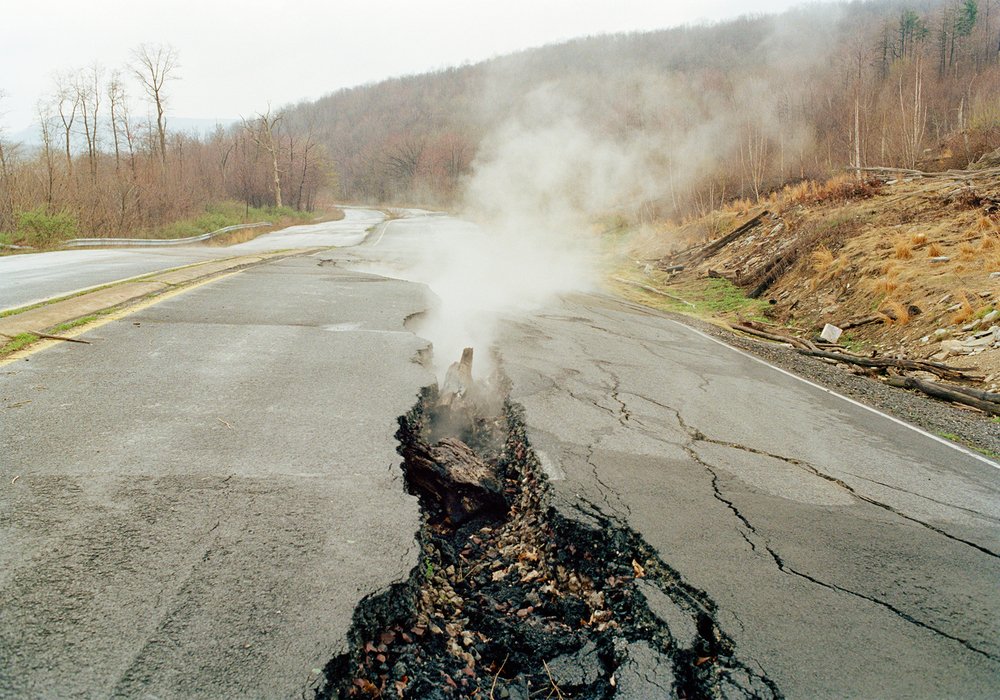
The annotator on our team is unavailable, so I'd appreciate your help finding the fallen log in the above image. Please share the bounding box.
[731,323,810,350]
[401,437,506,525]
[697,210,770,260]
[837,314,884,330]
[747,246,801,299]
[612,277,696,308]
[31,331,91,344]
[936,382,1000,404]
[886,376,1000,416]
[795,348,979,381]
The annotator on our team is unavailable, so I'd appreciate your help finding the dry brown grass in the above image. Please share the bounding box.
[881,300,911,324]
[894,239,913,259]
[872,275,899,296]
[770,174,881,213]
[958,242,978,261]
[974,214,997,232]
[952,293,974,324]
[811,246,835,273]
[927,242,944,257]
[721,197,755,214]
[911,232,928,247]
[981,233,997,250]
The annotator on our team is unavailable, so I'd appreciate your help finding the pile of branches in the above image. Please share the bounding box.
[652,210,771,274]
[732,321,998,417]
[857,166,1000,214]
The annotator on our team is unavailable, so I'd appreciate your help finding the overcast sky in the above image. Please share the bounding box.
[2,0,811,133]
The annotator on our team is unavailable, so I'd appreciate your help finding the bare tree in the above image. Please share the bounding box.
[75,64,103,179]
[242,106,284,207]
[36,101,57,207]
[131,43,178,166]
[54,75,79,176]
[0,91,15,230]
[107,70,127,171]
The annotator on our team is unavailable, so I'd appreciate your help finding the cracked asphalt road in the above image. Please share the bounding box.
[0,207,383,311]
[1,254,431,698]
[495,294,1000,698]
[2,211,998,698]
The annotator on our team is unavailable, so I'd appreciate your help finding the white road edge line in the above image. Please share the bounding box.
[671,320,1000,470]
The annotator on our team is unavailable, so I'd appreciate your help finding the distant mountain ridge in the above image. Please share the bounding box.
[10,116,238,147]
[281,0,997,215]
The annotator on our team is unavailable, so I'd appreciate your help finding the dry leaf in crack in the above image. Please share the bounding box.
[352,678,379,696]
[517,547,540,562]
[632,559,645,578]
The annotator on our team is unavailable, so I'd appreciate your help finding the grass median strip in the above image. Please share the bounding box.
[0,249,320,360]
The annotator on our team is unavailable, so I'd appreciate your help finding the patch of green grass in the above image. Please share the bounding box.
[151,201,312,240]
[936,431,1000,460]
[1,333,39,355]
[50,315,100,334]
[16,208,78,247]
[840,333,866,352]
[616,273,771,322]
[696,278,771,315]
[974,306,995,319]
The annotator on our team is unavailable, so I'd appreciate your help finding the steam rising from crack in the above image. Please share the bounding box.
[356,89,679,378]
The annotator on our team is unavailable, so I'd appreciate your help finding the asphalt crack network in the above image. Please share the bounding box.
[583,441,632,520]
[623,390,1000,662]
[317,370,780,699]
[691,430,1000,560]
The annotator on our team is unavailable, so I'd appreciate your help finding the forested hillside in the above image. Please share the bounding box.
[289,0,999,217]
[1,0,997,245]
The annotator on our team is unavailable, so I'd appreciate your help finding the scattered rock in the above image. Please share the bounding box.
[820,323,843,343]
[545,641,602,688]
[940,339,972,356]
[614,640,676,698]
[930,256,951,263]
[636,579,699,649]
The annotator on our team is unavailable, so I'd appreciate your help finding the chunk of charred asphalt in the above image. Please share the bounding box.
[316,383,780,699]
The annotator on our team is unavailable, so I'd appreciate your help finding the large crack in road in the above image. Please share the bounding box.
[317,353,780,699]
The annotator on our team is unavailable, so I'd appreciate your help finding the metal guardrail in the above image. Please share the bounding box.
[62,222,272,248]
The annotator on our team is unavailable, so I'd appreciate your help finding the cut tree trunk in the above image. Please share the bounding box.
[698,210,770,260]
[796,348,978,381]
[887,376,1000,416]
[401,437,506,525]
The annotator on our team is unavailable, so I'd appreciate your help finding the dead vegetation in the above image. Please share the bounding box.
[614,168,1000,417]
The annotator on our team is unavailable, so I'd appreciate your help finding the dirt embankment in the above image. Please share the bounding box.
[612,169,1000,450]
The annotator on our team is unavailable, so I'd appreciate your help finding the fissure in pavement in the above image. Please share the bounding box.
[317,354,779,699]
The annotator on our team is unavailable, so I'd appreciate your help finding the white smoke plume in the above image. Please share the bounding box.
[388,87,671,379]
